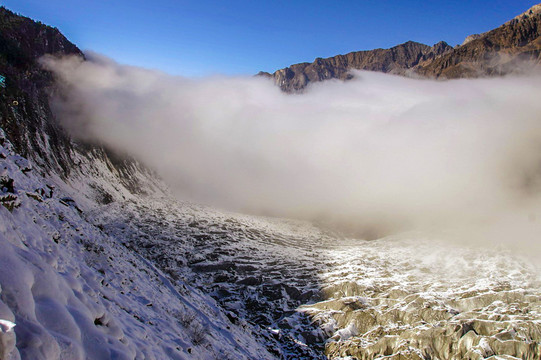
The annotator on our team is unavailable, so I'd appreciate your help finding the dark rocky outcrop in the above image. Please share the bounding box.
[0,6,82,174]
[0,6,157,194]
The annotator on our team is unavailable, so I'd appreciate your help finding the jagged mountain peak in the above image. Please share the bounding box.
[266,3,541,91]
[418,3,541,79]
[462,3,541,45]
[268,40,453,92]
[431,40,452,52]
[505,3,541,25]
[462,33,483,45]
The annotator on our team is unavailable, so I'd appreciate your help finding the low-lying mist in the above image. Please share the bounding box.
[42,54,541,247]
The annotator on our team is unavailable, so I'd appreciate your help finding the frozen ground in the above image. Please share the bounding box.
[86,193,541,359]
[0,129,277,359]
[306,238,541,359]
[1,126,541,359]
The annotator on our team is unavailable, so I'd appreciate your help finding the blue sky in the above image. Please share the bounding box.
[2,0,540,76]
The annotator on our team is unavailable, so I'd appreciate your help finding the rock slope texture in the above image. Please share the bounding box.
[264,3,541,91]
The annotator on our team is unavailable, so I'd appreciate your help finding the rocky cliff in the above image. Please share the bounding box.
[0,7,161,196]
[261,41,453,92]
[0,6,81,174]
[265,3,541,91]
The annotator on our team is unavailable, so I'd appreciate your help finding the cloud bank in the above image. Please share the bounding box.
[42,54,541,244]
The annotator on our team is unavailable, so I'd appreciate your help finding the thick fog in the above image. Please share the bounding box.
[42,54,541,245]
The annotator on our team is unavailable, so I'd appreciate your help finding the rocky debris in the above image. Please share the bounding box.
[59,196,82,213]
[92,199,335,359]
[0,192,19,211]
[0,139,19,211]
[0,175,14,193]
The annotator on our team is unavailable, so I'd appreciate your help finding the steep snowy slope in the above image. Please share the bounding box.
[0,128,281,359]
[0,7,315,359]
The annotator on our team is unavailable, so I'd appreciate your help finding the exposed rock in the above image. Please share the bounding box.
[417,7,541,79]
[267,41,452,92]
[462,33,483,45]
[0,319,16,360]
[0,6,81,174]
[264,3,541,91]
[0,6,162,197]
[504,4,541,26]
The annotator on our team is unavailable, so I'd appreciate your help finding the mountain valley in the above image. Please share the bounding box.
[1,4,541,360]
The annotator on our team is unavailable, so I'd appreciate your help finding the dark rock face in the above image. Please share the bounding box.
[0,6,83,174]
[266,4,541,91]
[270,41,452,92]
[0,7,155,194]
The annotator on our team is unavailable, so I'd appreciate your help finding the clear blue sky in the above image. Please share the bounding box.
[2,0,540,76]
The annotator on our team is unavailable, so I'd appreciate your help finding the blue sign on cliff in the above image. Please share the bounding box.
[0,75,5,88]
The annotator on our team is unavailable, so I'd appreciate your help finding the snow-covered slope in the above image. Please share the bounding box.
[3,117,541,359]
[0,128,279,359]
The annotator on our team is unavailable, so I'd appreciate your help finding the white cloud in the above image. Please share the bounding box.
[42,53,541,247]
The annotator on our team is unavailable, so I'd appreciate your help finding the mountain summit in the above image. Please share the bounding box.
[264,3,541,91]
[258,41,452,92]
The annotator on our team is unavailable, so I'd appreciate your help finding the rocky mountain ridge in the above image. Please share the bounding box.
[258,41,453,92]
[264,3,541,91]
[416,3,541,79]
